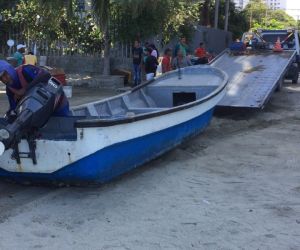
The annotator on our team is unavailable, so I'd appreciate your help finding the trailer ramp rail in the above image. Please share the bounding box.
[210,49,296,108]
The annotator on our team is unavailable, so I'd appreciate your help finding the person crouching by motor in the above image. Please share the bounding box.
[0,60,70,118]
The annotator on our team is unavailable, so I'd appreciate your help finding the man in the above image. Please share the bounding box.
[24,51,37,66]
[229,38,246,55]
[161,48,172,74]
[132,40,143,86]
[0,60,69,117]
[13,44,26,67]
[172,49,192,70]
[144,48,158,81]
[174,37,189,57]
[194,42,208,64]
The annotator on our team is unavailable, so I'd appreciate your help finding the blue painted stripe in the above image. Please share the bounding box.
[0,108,214,184]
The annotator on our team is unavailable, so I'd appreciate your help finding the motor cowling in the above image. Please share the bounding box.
[0,77,64,155]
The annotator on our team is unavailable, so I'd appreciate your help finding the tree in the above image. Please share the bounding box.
[244,0,296,30]
[37,0,113,74]
[93,0,111,75]
[244,0,268,28]
[37,0,159,75]
[214,0,249,38]
[1,0,102,55]
[1,0,251,74]
[197,0,249,39]
[269,9,296,28]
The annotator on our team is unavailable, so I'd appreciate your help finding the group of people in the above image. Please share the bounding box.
[0,44,69,118]
[132,37,211,86]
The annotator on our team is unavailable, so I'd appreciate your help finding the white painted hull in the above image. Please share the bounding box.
[0,65,228,184]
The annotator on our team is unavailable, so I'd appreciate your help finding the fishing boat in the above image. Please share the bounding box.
[0,65,228,184]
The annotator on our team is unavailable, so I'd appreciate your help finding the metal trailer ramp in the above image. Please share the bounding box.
[210,50,296,108]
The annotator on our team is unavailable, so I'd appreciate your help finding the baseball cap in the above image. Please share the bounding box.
[17,44,26,50]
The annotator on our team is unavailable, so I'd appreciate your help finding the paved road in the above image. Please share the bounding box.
[0,84,299,250]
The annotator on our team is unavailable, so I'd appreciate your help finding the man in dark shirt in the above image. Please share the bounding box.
[145,48,158,80]
[132,40,143,85]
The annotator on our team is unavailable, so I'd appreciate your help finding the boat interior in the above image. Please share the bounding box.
[0,67,225,142]
[71,66,224,120]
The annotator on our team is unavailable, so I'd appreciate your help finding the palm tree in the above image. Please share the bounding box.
[93,0,111,75]
[93,0,153,75]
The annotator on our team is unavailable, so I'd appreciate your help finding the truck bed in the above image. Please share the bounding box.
[210,50,296,108]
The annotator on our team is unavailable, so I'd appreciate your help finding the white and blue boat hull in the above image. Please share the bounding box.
[0,65,228,184]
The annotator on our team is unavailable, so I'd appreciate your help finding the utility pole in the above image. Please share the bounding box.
[250,7,253,30]
[224,0,230,31]
[214,0,220,29]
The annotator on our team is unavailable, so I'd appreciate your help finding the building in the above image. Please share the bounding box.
[265,0,300,20]
[233,0,249,9]
[233,0,283,10]
[265,0,285,10]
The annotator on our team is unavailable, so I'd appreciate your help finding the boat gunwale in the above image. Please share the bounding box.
[75,66,228,128]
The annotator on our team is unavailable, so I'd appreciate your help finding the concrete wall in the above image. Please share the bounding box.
[47,55,103,74]
[46,56,132,74]
[163,26,232,55]
[190,26,232,54]
[45,27,232,75]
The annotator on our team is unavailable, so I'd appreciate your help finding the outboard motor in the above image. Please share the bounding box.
[0,77,64,163]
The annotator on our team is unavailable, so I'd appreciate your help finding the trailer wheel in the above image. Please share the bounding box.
[276,78,283,92]
[292,72,299,84]
[292,64,299,84]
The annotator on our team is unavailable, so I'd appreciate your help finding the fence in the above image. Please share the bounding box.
[1,39,132,59]
[0,26,132,59]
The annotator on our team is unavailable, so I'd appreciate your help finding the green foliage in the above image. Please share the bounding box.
[269,9,296,28]
[218,0,249,39]
[110,0,200,45]
[2,0,64,41]
[0,0,103,53]
[244,0,296,30]
[162,0,200,44]
[0,0,255,54]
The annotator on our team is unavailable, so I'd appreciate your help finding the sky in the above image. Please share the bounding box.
[285,0,300,20]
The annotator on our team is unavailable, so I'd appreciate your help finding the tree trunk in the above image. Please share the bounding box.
[214,0,220,29]
[224,0,230,31]
[201,0,211,26]
[102,23,111,75]
[102,0,111,76]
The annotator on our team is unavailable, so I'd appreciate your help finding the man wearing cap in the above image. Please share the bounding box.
[13,44,26,67]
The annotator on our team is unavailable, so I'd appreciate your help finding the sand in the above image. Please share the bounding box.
[0,84,300,250]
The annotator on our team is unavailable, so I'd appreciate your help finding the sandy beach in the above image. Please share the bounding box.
[0,84,299,250]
